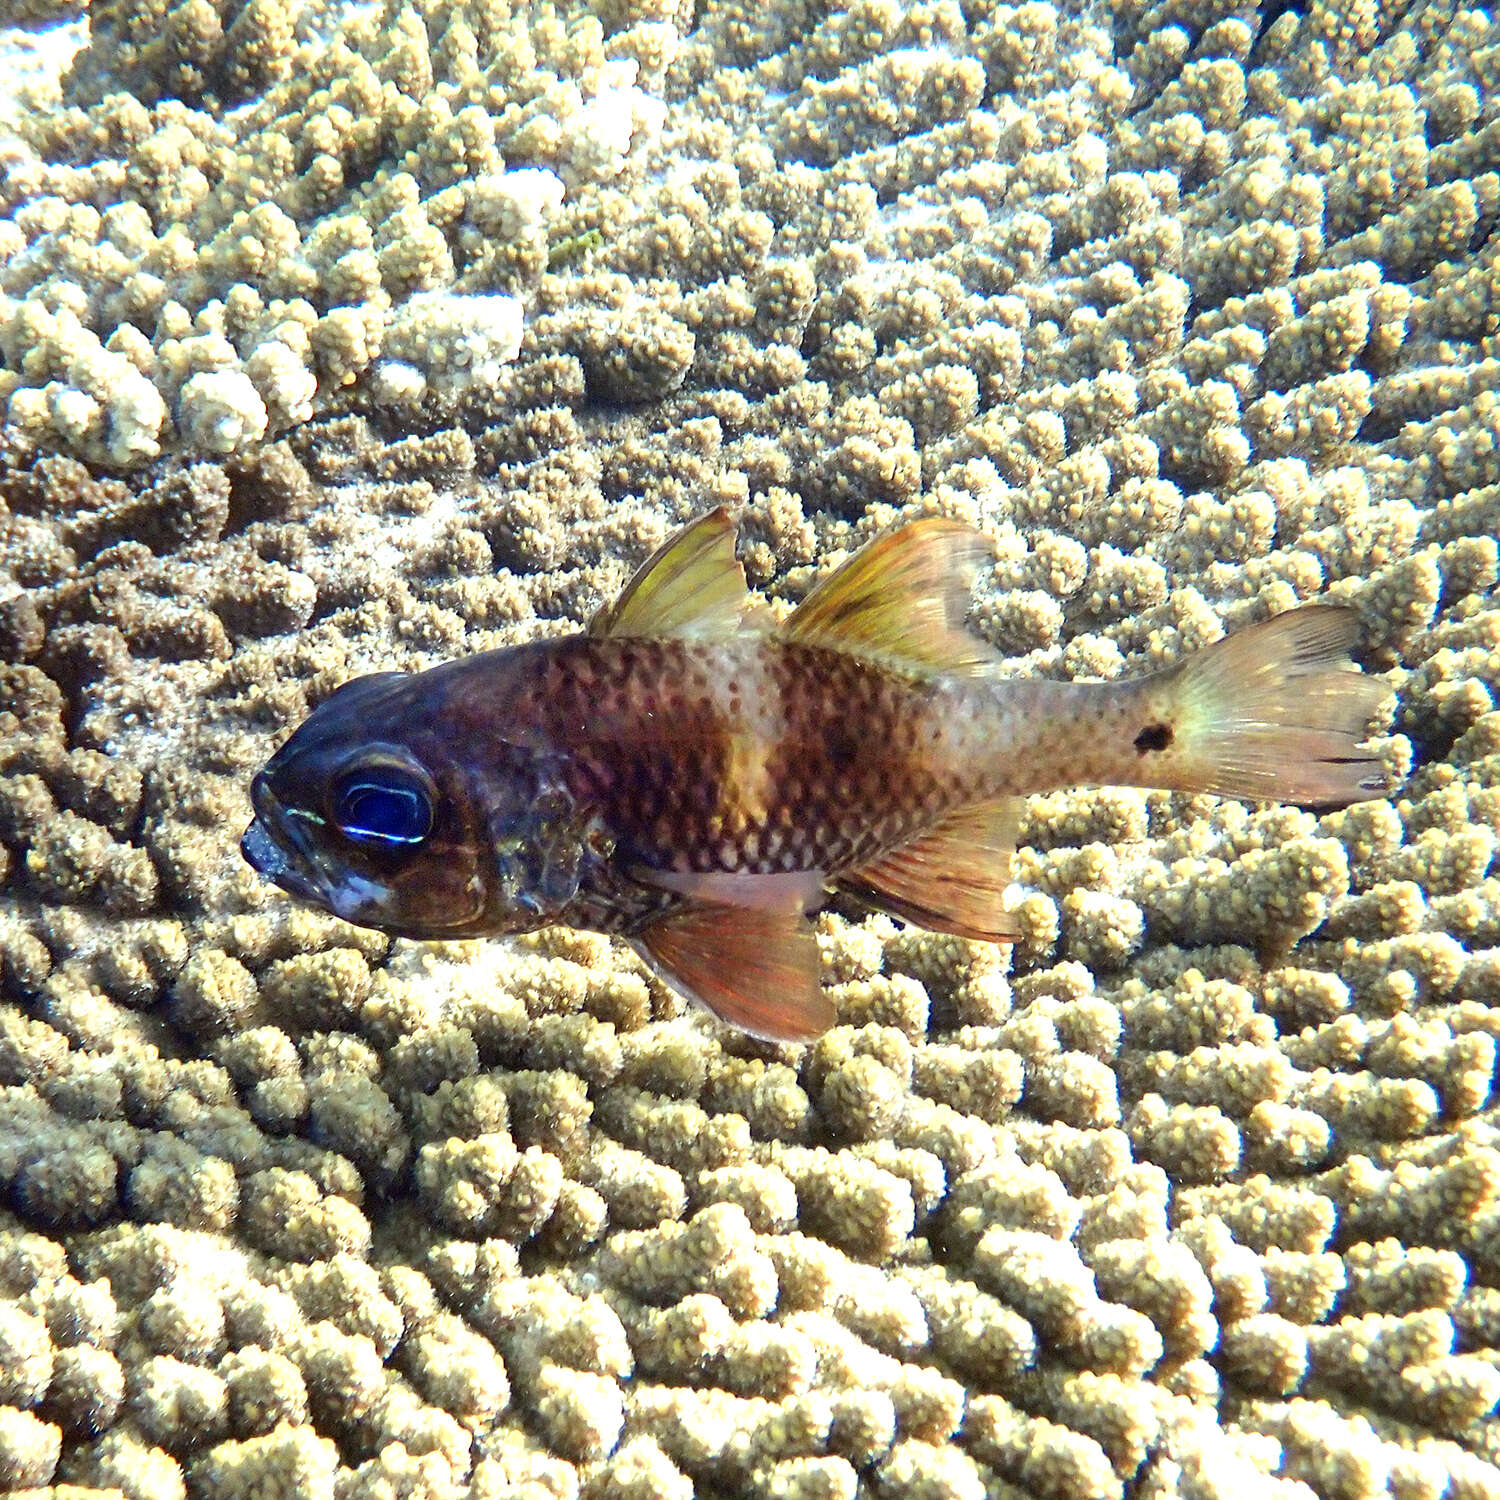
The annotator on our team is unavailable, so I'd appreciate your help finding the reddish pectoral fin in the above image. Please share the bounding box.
[635,904,835,1043]
[838,798,1021,942]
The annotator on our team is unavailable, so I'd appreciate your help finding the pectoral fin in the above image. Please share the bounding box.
[838,798,1021,942]
[590,507,774,641]
[634,903,835,1042]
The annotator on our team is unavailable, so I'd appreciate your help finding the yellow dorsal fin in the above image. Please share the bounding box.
[781,517,1003,677]
[590,507,773,640]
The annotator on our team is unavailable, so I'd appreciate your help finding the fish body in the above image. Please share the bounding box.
[243,509,1391,1040]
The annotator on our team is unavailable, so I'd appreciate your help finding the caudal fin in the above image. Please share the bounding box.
[1156,606,1392,806]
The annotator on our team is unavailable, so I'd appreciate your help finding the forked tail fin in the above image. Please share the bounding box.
[1150,605,1392,806]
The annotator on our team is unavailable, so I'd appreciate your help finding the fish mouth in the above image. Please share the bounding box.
[241,774,331,908]
[240,817,326,905]
[242,773,405,928]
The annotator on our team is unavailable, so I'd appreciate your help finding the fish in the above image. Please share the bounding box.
[241,507,1392,1042]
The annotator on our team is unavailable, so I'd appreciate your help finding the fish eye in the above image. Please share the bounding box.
[331,763,434,848]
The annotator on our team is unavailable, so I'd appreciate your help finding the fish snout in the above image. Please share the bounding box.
[240,817,327,907]
[240,792,327,906]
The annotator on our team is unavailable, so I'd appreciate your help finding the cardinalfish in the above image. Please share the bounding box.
[242,509,1392,1041]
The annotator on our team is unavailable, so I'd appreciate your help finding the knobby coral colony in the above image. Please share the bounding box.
[0,0,1499,1493]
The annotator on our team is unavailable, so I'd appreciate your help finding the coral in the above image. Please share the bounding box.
[189,1426,338,1500]
[5,0,1500,1490]
[44,1342,126,1437]
[0,1404,61,1490]
[0,1311,52,1440]
[377,292,526,405]
[0,5,663,466]
[532,1364,625,1462]
[221,1347,308,1436]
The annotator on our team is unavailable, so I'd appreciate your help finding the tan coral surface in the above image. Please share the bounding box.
[3,0,1500,1495]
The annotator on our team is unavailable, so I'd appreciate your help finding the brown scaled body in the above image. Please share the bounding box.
[243,509,1392,1041]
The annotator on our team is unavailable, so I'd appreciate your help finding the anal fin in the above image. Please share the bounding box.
[635,904,835,1042]
[838,798,1020,942]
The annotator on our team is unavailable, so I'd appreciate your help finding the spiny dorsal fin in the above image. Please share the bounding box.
[634,903,835,1042]
[838,797,1021,942]
[590,507,773,641]
[782,517,1003,677]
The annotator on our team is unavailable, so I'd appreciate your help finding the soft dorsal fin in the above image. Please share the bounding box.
[590,507,773,641]
[837,797,1021,942]
[781,517,1003,677]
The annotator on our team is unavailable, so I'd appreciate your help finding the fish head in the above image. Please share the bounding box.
[241,670,499,938]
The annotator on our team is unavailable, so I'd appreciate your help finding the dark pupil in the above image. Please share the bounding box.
[334,772,432,846]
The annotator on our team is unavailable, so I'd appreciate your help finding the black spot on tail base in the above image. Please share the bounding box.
[1135,723,1173,754]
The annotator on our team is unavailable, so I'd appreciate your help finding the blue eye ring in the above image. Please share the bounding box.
[331,763,434,848]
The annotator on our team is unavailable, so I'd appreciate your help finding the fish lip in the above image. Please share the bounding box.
[240,817,324,905]
[241,775,327,906]
[239,817,283,879]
